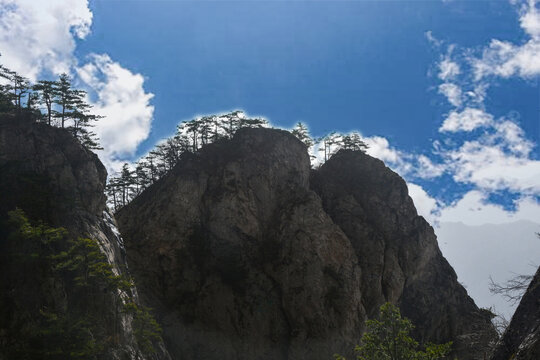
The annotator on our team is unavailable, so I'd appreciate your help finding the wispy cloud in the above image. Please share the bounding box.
[472,0,540,80]
[439,108,493,132]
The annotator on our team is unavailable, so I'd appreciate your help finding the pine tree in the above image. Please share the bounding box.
[0,63,30,112]
[318,132,339,162]
[342,132,368,152]
[52,73,103,148]
[33,80,57,125]
[119,163,135,207]
[291,122,314,148]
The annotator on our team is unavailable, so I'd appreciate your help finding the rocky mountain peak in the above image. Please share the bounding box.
[117,126,497,360]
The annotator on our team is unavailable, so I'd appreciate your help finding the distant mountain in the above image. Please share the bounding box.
[437,220,540,319]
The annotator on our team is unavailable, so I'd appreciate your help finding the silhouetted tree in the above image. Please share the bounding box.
[342,132,368,152]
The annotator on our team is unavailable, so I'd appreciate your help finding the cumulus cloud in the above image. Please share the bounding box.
[0,0,92,80]
[439,108,493,132]
[520,0,540,38]
[364,136,403,164]
[77,54,155,173]
[473,0,540,80]
[473,39,540,79]
[446,144,540,194]
[0,0,155,175]
[442,114,539,194]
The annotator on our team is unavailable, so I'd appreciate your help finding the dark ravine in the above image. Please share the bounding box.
[0,114,170,360]
[117,127,497,359]
[490,266,540,360]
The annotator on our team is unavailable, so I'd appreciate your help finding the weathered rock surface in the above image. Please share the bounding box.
[491,266,540,360]
[117,127,496,360]
[312,150,497,359]
[0,114,170,360]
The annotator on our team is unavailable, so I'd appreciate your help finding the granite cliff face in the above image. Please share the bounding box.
[117,127,496,360]
[490,266,540,360]
[0,114,170,360]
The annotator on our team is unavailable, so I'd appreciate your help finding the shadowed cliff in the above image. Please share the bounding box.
[0,114,170,360]
[117,127,496,360]
[490,265,540,360]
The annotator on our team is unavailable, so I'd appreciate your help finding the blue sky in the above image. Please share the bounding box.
[79,0,536,153]
[1,0,539,318]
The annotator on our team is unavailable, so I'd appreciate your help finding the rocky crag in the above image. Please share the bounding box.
[117,127,497,360]
[0,114,170,359]
[490,266,540,360]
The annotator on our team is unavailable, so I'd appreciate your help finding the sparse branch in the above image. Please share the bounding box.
[488,274,533,305]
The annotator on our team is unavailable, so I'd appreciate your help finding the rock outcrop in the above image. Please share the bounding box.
[117,127,496,360]
[0,114,170,360]
[490,266,540,360]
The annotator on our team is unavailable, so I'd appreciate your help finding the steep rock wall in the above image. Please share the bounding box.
[311,149,497,359]
[0,114,170,360]
[117,127,496,360]
[490,266,540,360]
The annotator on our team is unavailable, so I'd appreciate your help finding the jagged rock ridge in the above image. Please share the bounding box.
[117,127,496,360]
[0,114,170,360]
[490,266,540,360]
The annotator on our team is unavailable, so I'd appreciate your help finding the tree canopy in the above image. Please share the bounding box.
[335,303,452,360]
[0,56,102,149]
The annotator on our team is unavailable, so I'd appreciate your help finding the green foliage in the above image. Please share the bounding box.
[53,236,133,292]
[0,55,103,149]
[2,209,160,359]
[335,303,452,360]
[123,302,163,355]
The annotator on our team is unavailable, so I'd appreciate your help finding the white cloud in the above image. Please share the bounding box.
[438,82,462,107]
[448,147,540,194]
[473,39,540,79]
[425,31,443,47]
[438,58,461,81]
[0,0,155,175]
[443,116,540,194]
[438,190,540,225]
[365,136,402,164]
[473,0,540,80]
[414,155,445,179]
[407,183,440,224]
[493,119,534,156]
[520,0,540,39]
[77,54,155,173]
[0,0,92,80]
[439,108,493,132]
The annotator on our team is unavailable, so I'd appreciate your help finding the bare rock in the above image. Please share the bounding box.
[118,127,496,359]
[490,266,540,360]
